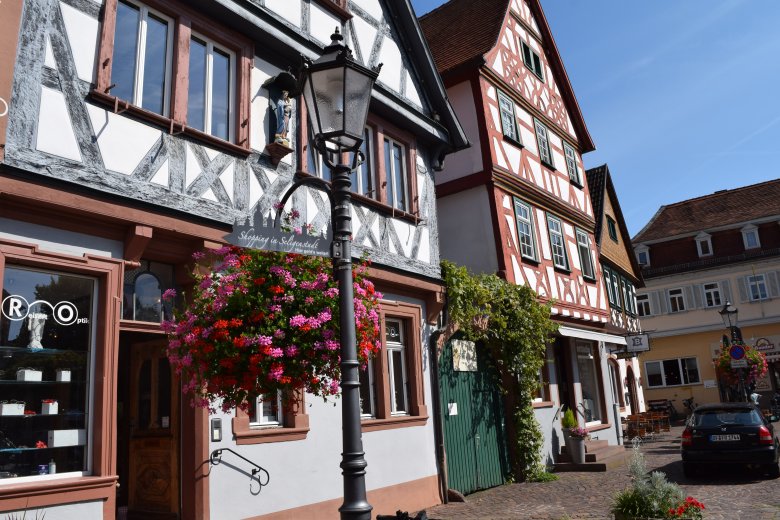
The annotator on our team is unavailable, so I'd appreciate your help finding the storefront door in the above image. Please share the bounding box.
[127,340,179,520]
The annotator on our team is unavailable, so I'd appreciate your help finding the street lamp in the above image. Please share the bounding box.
[718,301,742,342]
[277,28,380,520]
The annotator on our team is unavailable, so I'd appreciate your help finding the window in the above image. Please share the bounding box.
[635,246,649,266]
[546,214,568,270]
[514,198,538,261]
[498,91,520,143]
[534,119,554,167]
[520,40,544,80]
[636,294,651,316]
[384,137,410,212]
[695,233,712,257]
[668,288,686,312]
[622,277,636,315]
[645,357,700,388]
[122,260,175,322]
[351,128,376,199]
[576,342,603,422]
[534,348,552,404]
[0,266,97,481]
[96,0,252,148]
[604,266,618,308]
[250,393,283,426]
[112,0,173,115]
[187,34,235,141]
[360,303,427,431]
[608,360,624,407]
[564,142,581,186]
[606,216,618,242]
[703,282,722,308]
[748,274,768,301]
[742,225,760,250]
[576,228,595,280]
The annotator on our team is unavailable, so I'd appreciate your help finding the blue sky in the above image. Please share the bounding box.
[412,0,780,236]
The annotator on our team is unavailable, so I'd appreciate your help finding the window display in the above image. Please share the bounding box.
[0,267,96,481]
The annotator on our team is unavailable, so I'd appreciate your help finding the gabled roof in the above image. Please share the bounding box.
[632,179,780,243]
[585,164,643,285]
[419,0,595,152]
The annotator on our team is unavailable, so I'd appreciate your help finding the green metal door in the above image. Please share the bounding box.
[439,336,509,495]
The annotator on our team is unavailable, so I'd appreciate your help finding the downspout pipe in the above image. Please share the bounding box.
[429,328,449,504]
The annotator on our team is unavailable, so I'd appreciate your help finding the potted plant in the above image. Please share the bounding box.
[568,426,588,464]
[561,406,577,447]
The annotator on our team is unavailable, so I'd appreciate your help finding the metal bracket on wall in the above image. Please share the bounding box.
[210,448,270,487]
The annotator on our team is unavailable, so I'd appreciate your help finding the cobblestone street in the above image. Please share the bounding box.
[426,426,780,520]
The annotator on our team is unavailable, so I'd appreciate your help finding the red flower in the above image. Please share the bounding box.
[270,285,284,294]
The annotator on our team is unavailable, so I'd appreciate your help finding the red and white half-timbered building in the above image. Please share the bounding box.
[422,0,635,463]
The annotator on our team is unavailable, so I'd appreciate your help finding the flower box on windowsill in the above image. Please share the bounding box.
[17,369,42,382]
[41,401,58,415]
[48,429,86,447]
[0,402,25,416]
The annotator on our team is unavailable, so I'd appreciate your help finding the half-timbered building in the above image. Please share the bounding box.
[0,0,466,518]
[421,0,632,473]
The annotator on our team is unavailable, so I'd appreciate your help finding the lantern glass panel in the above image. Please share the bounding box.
[309,67,345,137]
[344,66,374,142]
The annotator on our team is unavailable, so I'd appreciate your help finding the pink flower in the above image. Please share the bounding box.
[162,288,177,301]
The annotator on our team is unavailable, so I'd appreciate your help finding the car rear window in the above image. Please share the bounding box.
[692,408,763,427]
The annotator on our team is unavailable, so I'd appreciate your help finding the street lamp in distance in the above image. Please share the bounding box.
[718,301,742,342]
[299,27,381,520]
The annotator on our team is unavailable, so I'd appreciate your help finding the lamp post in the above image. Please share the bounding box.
[719,301,747,402]
[276,28,380,520]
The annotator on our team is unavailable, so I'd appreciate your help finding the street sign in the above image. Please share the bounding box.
[729,345,746,360]
[731,358,748,369]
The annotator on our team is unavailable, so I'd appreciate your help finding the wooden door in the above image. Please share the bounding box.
[128,340,179,520]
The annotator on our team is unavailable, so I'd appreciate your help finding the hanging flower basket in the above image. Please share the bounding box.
[162,246,382,412]
[715,342,768,387]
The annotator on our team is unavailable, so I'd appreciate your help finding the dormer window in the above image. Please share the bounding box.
[695,232,713,257]
[635,245,649,267]
[742,225,760,250]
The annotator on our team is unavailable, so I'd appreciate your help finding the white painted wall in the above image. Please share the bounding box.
[0,218,123,258]
[436,81,482,184]
[6,500,103,520]
[208,294,439,518]
[437,187,498,275]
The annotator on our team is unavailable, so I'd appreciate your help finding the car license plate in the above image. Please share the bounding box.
[710,434,740,441]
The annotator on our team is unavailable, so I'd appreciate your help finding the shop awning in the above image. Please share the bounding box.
[558,325,627,346]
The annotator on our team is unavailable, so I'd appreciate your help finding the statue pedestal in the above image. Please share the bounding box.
[263,142,294,166]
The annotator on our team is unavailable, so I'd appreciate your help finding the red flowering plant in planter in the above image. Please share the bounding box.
[715,342,768,387]
[162,244,382,412]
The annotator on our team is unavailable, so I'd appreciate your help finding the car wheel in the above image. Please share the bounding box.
[683,462,699,478]
[764,463,780,479]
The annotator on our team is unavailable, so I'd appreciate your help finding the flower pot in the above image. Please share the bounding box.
[568,435,586,464]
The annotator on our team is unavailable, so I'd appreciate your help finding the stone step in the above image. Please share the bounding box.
[559,444,626,463]
[553,448,630,473]
[585,439,609,452]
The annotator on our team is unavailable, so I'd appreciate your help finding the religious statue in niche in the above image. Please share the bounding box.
[262,72,297,167]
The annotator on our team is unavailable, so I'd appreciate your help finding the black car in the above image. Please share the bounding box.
[681,402,780,478]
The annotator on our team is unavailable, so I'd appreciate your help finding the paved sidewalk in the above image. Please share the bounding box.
[425,427,780,519]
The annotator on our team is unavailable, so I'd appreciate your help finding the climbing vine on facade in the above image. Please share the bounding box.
[441,260,558,481]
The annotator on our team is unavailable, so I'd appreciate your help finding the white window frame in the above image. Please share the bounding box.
[604,266,615,305]
[386,319,409,416]
[116,0,174,115]
[748,274,768,301]
[497,90,520,142]
[514,198,538,261]
[644,357,701,388]
[576,228,595,280]
[741,225,760,250]
[611,269,622,309]
[635,246,649,266]
[534,119,554,167]
[695,232,713,257]
[546,214,568,270]
[350,126,376,198]
[358,358,376,419]
[564,142,581,186]
[520,39,544,81]
[702,282,722,308]
[668,288,686,313]
[384,136,410,212]
[189,31,236,141]
[250,392,283,427]
[636,294,651,316]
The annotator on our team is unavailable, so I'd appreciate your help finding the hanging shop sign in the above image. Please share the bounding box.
[615,351,636,360]
[225,209,333,257]
[625,333,650,353]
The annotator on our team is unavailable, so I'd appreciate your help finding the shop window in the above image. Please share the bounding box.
[122,260,175,322]
[575,342,603,423]
[95,0,252,149]
[0,266,97,482]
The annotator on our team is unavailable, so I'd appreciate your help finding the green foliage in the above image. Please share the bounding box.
[561,407,577,429]
[527,469,559,482]
[441,260,558,481]
[612,443,704,519]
